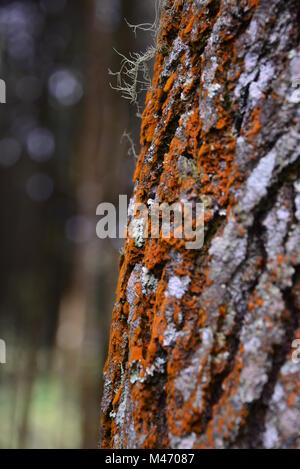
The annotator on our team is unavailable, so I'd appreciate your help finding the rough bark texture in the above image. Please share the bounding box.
[101,0,300,449]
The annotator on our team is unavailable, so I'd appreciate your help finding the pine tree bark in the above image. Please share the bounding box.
[101,0,300,449]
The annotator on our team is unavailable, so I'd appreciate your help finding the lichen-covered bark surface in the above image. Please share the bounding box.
[101,0,300,448]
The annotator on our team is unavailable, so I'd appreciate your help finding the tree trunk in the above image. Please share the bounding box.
[101,0,300,449]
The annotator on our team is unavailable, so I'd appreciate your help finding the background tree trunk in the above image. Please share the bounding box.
[101,0,300,449]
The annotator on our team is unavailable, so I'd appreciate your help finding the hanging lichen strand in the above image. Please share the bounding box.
[101,0,300,449]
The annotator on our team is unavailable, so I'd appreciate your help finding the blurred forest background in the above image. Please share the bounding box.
[0,0,154,448]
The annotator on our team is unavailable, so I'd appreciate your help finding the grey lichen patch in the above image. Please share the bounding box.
[199,58,223,132]
[207,82,222,99]
[127,192,137,219]
[208,215,248,284]
[145,356,166,378]
[238,277,286,401]
[248,61,275,104]
[163,323,183,348]
[201,327,214,349]
[141,266,158,295]
[242,149,276,212]
[263,186,292,261]
[294,180,300,222]
[126,265,142,347]
[127,191,147,248]
[239,363,269,404]
[174,349,204,403]
[234,66,258,100]
[169,432,196,450]
[127,265,141,312]
[131,217,146,248]
[263,425,280,449]
[161,36,187,80]
[167,275,191,299]
[129,354,166,385]
[286,224,300,266]
[263,359,300,448]
[113,377,135,448]
[287,87,300,104]
[289,50,300,84]
[194,0,209,7]
[129,360,145,385]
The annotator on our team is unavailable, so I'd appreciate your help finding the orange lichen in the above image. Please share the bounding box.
[163,73,176,93]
